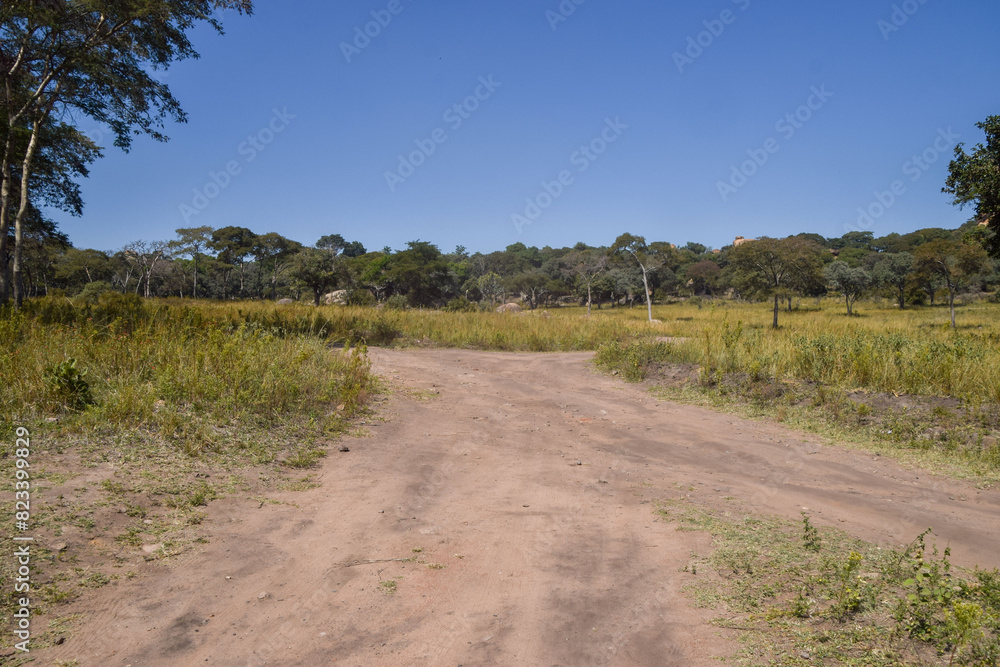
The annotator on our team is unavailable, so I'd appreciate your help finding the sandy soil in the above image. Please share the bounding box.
[35,348,1000,666]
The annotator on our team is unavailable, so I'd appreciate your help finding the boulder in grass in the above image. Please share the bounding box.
[323,290,349,306]
[277,298,295,305]
[496,303,522,313]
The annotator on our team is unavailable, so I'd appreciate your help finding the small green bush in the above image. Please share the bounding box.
[45,357,95,411]
[444,297,477,313]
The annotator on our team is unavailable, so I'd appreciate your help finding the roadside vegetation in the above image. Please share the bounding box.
[659,497,1000,666]
[0,294,377,648]
[596,299,1000,481]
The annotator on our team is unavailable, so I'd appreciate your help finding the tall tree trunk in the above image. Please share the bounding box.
[772,294,780,329]
[13,118,44,308]
[0,134,13,304]
[586,281,592,316]
[640,265,652,322]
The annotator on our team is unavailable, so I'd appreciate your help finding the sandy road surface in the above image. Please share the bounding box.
[37,348,1000,666]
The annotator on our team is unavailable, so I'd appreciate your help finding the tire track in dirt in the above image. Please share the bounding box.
[36,348,1000,666]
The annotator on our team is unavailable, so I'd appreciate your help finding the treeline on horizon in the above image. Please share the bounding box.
[6,217,998,314]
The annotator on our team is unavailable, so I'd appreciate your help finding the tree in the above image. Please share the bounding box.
[685,260,721,296]
[610,233,674,322]
[728,237,825,328]
[172,226,214,298]
[342,240,367,258]
[316,234,346,256]
[825,261,870,316]
[2,119,99,302]
[0,1,253,307]
[867,252,913,309]
[122,240,170,298]
[253,232,300,300]
[506,269,549,310]
[210,226,257,298]
[54,247,111,291]
[290,248,337,306]
[387,240,453,307]
[563,248,607,315]
[477,272,503,307]
[913,239,989,328]
[944,116,1000,259]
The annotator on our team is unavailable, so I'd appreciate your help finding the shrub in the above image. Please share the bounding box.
[444,297,477,313]
[385,294,409,310]
[44,357,95,411]
[346,289,375,307]
[76,281,115,304]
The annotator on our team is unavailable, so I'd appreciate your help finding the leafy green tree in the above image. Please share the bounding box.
[172,226,214,298]
[728,237,825,328]
[477,272,503,307]
[342,240,367,258]
[914,239,989,328]
[387,240,453,307]
[290,248,337,306]
[825,261,870,316]
[610,233,675,322]
[252,232,301,299]
[355,252,392,303]
[867,252,914,309]
[562,248,607,315]
[506,269,549,310]
[316,234,347,255]
[2,120,99,303]
[0,0,253,307]
[210,226,257,298]
[685,260,721,296]
[944,116,1000,259]
[54,247,112,291]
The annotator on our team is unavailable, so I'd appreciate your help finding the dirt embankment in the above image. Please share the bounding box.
[34,348,1000,666]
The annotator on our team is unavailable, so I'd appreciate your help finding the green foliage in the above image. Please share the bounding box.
[346,289,375,307]
[665,500,1000,666]
[444,296,477,313]
[385,294,409,310]
[825,260,871,315]
[802,512,821,552]
[944,115,1000,260]
[44,357,94,410]
[75,280,115,304]
[595,340,674,381]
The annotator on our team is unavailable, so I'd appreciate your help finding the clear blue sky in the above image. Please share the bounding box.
[59,0,1000,254]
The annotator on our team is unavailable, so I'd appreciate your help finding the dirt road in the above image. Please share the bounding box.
[38,348,1000,666]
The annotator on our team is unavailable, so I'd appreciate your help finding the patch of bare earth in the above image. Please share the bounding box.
[33,348,1000,666]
